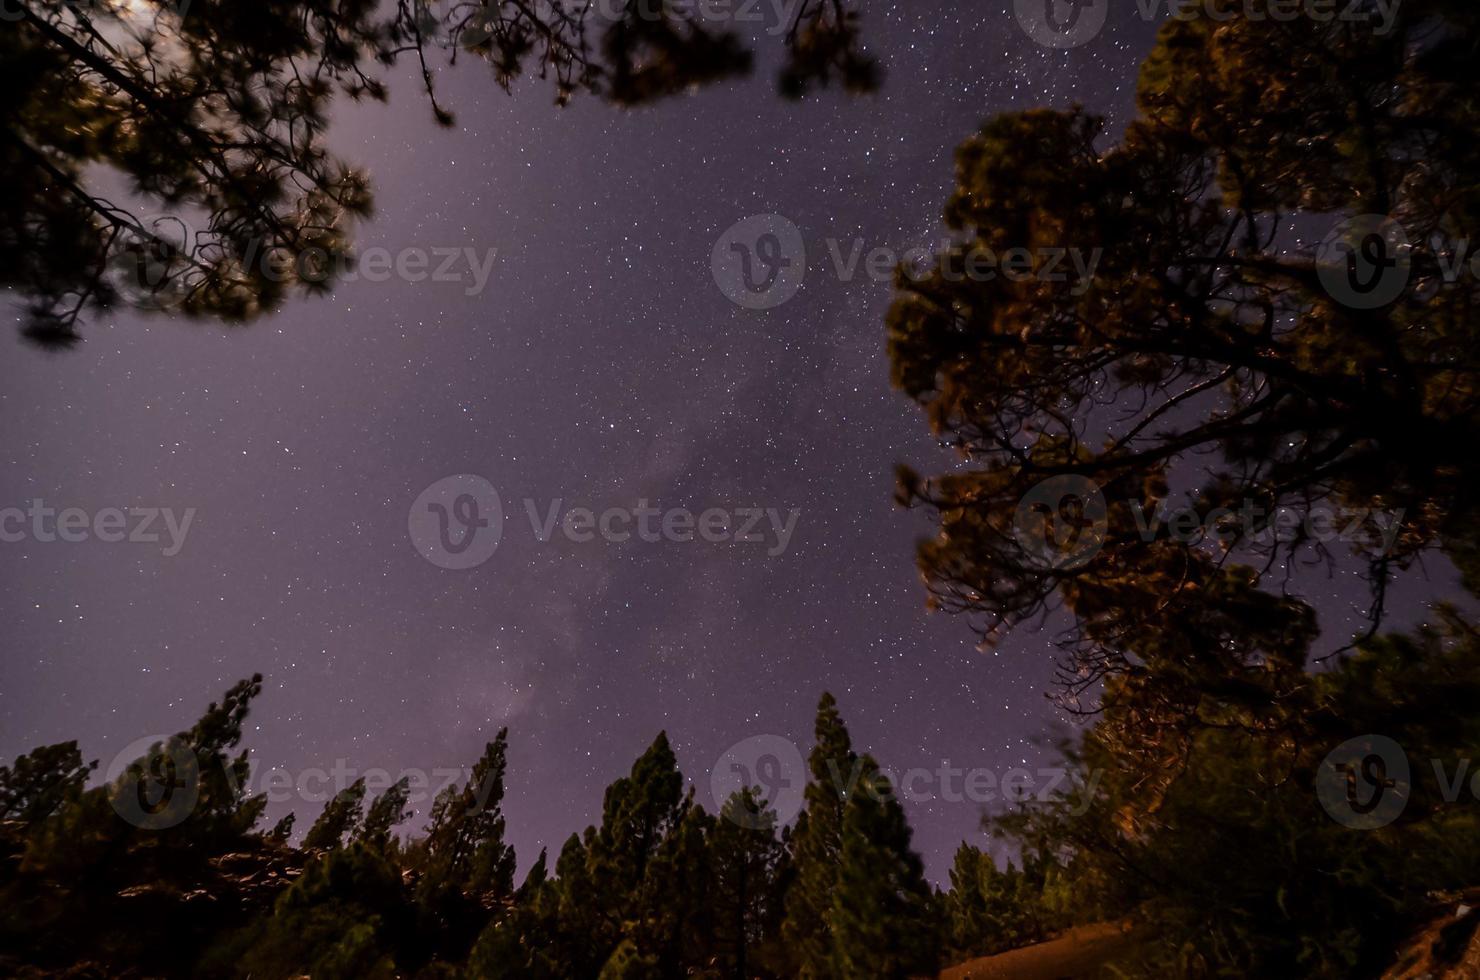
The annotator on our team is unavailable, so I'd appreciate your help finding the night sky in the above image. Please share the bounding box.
[0,2,1457,880]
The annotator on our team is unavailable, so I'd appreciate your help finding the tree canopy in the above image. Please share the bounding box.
[0,681,959,978]
[1,0,875,347]
[888,0,1480,754]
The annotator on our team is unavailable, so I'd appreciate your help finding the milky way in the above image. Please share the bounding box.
[0,1,1456,879]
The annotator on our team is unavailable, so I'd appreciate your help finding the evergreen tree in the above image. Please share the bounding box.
[598,937,662,979]
[0,741,95,825]
[517,847,548,901]
[498,733,734,976]
[238,842,412,980]
[303,778,367,851]
[544,830,608,977]
[267,811,296,843]
[415,729,518,959]
[358,776,413,853]
[581,732,690,968]
[177,673,270,838]
[996,606,1480,976]
[422,730,517,902]
[634,794,715,974]
[943,843,1068,961]
[828,758,938,978]
[459,850,561,977]
[710,788,787,979]
[589,732,686,897]
[781,692,859,977]
[0,676,270,975]
[887,0,1480,756]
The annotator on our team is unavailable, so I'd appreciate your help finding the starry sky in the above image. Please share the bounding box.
[0,2,1459,880]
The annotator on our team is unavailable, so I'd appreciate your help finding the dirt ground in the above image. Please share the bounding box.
[938,922,1136,980]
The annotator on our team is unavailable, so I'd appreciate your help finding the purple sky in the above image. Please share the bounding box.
[0,2,1459,880]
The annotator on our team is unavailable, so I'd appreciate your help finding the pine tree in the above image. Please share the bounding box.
[267,812,296,843]
[421,730,518,903]
[598,937,661,979]
[781,692,860,977]
[411,729,519,960]
[357,777,413,853]
[636,794,715,974]
[547,830,607,976]
[303,778,367,851]
[1,677,271,975]
[590,732,686,896]
[517,847,549,901]
[829,758,938,978]
[583,732,690,967]
[943,843,1065,960]
[0,741,94,825]
[710,788,787,979]
[512,733,715,975]
[179,673,269,838]
[240,842,411,980]
[887,0,1480,763]
[466,848,567,980]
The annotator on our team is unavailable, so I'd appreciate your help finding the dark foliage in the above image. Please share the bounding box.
[1,0,875,346]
